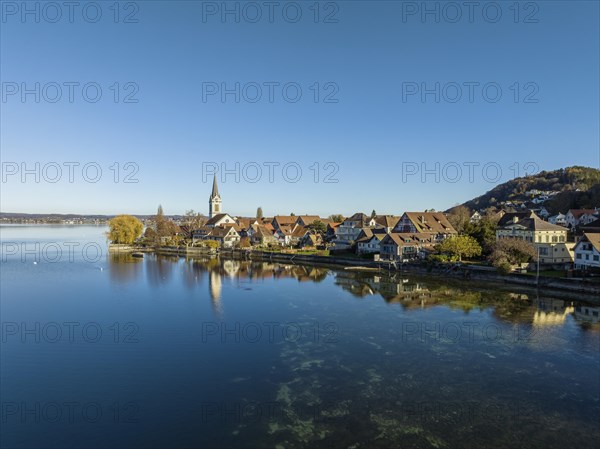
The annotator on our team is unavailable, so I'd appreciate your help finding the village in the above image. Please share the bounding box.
[124,175,600,275]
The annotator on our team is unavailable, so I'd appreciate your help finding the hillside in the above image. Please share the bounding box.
[458,166,600,215]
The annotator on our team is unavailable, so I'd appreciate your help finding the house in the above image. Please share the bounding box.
[249,224,278,246]
[392,212,457,242]
[380,233,435,261]
[191,226,214,242]
[294,215,323,227]
[496,211,535,227]
[204,226,240,248]
[548,213,567,227]
[205,213,236,228]
[325,222,341,242]
[573,232,600,270]
[335,213,370,247]
[236,217,259,230]
[470,211,482,223]
[535,207,550,219]
[369,215,400,233]
[356,228,387,254]
[298,233,323,249]
[578,218,600,235]
[275,224,308,246]
[271,215,298,231]
[565,209,600,229]
[496,214,574,265]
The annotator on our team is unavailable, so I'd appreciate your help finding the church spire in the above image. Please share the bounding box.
[209,174,222,218]
[211,174,220,198]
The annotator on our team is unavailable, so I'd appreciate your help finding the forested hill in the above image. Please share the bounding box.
[458,166,600,215]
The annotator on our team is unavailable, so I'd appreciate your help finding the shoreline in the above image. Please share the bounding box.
[111,244,600,299]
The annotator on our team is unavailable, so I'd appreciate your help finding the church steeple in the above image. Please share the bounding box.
[211,174,220,198]
[209,175,222,218]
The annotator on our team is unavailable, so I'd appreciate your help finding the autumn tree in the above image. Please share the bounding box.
[108,215,144,244]
[436,235,482,262]
[328,214,344,223]
[447,205,471,234]
[489,238,537,273]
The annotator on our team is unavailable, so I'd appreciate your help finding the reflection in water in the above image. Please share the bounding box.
[108,253,143,284]
[108,255,600,331]
[145,254,177,287]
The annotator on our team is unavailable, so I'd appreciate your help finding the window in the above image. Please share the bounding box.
[594,256,599,262]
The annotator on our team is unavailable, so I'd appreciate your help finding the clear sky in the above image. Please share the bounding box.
[1,0,599,217]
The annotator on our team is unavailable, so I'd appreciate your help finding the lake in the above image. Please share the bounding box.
[1,225,599,448]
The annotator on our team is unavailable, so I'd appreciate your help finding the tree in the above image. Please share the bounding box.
[371,210,377,218]
[256,207,263,219]
[464,212,499,256]
[184,210,206,229]
[447,205,471,234]
[436,235,482,262]
[489,238,537,272]
[290,212,295,216]
[155,204,167,236]
[307,220,327,236]
[108,215,143,244]
[328,214,344,223]
[149,205,180,244]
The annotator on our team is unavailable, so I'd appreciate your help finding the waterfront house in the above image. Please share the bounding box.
[573,232,600,270]
[496,214,574,265]
[298,233,323,249]
[191,226,214,242]
[204,226,241,248]
[334,213,370,247]
[356,228,387,254]
[380,233,434,261]
[392,212,457,242]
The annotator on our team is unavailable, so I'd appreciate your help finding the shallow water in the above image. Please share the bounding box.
[1,225,599,448]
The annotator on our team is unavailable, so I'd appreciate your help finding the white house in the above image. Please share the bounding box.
[356,229,387,254]
[470,211,482,223]
[548,213,567,227]
[565,209,600,229]
[204,226,241,248]
[335,213,370,247]
[574,232,600,270]
[205,213,236,228]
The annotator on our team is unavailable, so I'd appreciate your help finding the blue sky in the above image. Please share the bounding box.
[1,0,599,217]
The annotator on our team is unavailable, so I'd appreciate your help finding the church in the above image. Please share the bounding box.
[209,174,222,218]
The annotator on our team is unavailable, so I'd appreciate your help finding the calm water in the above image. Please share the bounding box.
[1,225,599,449]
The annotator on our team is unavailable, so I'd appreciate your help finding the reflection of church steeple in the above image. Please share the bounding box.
[209,270,222,314]
[209,175,222,218]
